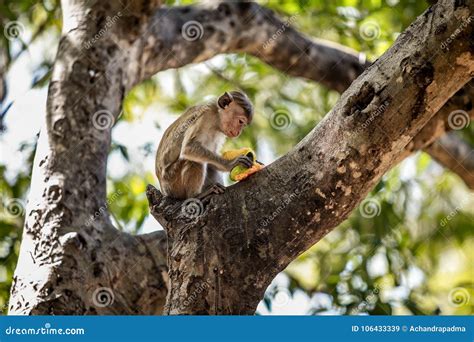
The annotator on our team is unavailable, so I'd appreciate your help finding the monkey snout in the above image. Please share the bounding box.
[227,130,239,138]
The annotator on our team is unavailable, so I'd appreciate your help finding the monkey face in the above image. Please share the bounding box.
[219,102,249,138]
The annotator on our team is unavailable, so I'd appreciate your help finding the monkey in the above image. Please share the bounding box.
[155,91,254,200]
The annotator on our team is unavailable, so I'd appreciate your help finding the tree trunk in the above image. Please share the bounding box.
[9,0,168,315]
[148,0,474,314]
[9,0,474,315]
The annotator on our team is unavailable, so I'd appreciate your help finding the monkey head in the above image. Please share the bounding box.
[217,91,253,138]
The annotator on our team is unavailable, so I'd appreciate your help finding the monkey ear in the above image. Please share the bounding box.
[217,92,234,109]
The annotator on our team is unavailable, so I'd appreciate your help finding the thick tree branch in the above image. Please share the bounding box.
[138,1,473,187]
[139,2,368,89]
[9,0,169,315]
[401,85,474,188]
[149,0,474,314]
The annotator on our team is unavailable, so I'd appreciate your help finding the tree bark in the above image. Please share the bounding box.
[9,0,168,315]
[8,0,474,316]
[139,1,474,187]
[398,86,474,188]
[148,0,474,314]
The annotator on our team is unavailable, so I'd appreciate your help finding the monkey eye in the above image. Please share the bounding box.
[238,119,245,126]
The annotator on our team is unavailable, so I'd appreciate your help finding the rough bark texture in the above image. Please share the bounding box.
[9,0,168,315]
[8,0,474,316]
[148,0,474,314]
[400,84,474,188]
[139,2,369,92]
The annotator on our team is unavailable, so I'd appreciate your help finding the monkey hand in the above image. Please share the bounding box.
[227,155,253,170]
[222,148,264,182]
[231,156,253,170]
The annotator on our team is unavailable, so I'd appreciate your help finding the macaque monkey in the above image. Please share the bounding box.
[155,91,254,199]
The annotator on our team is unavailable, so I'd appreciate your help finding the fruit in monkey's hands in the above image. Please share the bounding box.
[222,148,264,181]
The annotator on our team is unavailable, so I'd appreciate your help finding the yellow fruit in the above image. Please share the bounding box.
[222,147,254,161]
[222,148,262,182]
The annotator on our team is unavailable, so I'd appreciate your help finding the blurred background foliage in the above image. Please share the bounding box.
[0,0,473,315]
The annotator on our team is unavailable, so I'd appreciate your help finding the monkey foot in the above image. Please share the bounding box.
[197,183,226,201]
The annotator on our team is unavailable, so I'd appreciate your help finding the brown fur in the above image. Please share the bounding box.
[155,92,253,199]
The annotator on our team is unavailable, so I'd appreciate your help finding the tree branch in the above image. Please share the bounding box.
[402,84,474,189]
[148,0,474,314]
[425,133,474,189]
[138,1,473,187]
[9,0,169,315]
[139,2,368,89]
